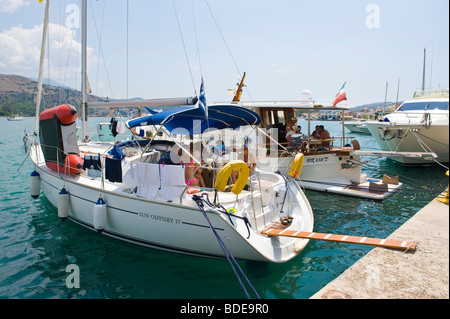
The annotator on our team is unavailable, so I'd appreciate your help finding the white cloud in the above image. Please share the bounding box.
[0,22,96,89]
[0,0,29,13]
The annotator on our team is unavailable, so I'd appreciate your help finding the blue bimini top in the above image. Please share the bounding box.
[126,104,261,135]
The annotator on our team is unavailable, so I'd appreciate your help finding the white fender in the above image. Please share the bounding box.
[58,188,70,220]
[93,197,107,233]
[30,170,40,199]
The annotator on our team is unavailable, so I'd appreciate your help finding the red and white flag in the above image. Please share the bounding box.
[333,82,347,106]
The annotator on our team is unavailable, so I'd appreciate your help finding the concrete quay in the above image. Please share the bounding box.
[310,192,449,299]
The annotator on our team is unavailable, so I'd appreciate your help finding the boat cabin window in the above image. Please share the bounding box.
[257,108,296,147]
[258,108,295,127]
[398,101,449,111]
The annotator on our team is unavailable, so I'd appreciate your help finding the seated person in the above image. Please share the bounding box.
[184,159,205,187]
[311,125,320,139]
[317,125,331,148]
[184,142,206,188]
[232,143,256,184]
[158,144,205,187]
[286,117,301,144]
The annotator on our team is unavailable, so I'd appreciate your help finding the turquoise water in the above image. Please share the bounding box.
[0,117,447,299]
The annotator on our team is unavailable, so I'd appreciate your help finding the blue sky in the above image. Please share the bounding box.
[0,0,448,106]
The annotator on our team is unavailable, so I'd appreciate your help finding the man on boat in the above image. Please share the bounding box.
[317,125,331,149]
[286,117,301,145]
[311,125,320,139]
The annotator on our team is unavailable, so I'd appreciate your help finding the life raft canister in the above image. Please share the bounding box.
[39,104,83,175]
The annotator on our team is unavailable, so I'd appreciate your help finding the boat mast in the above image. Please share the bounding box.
[34,0,51,136]
[232,72,246,103]
[81,0,88,142]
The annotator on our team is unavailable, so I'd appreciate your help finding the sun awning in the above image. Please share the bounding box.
[126,104,261,135]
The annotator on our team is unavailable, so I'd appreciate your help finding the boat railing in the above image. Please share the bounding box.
[329,136,356,148]
[180,162,278,230]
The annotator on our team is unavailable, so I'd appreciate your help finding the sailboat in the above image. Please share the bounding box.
[28,0,314,263]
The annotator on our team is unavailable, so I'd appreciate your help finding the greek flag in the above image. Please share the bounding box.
[199,78,208,118]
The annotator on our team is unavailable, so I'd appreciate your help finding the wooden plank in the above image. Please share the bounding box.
[261,228,417,251]
[352,150,437,159]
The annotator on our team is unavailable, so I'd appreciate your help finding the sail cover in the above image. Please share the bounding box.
[126,104,261,135]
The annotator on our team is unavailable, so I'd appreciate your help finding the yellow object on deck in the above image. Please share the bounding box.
[261,228,417,251]
[436,170,449,204]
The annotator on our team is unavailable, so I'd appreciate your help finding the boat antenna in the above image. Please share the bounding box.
[395,79,400,108]
[421,48,426,92]
[34,0,51,136]
[383,81,388,114]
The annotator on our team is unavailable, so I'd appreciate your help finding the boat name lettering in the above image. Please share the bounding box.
[139,212,179,224]
[305,156,329,164]
[151,214,173,223]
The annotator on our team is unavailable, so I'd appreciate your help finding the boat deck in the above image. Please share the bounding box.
[299,179,403,200]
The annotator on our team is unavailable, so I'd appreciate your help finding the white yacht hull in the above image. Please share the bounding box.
[30,144,313,263]
[344,122,370,134]
[365,122,449,165]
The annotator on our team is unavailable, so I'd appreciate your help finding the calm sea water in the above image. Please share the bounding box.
[0,117,447,299]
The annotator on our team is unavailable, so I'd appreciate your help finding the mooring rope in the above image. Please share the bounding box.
[191,194,260,299]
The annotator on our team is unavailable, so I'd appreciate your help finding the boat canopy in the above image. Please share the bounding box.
[126,104,261,135]
[213,101,350,111]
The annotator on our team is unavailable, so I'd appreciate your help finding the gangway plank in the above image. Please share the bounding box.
[261,228,417,251]
[352,150,437,159]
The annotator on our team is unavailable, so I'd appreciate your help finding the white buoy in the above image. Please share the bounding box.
[58,188,70,221]
[30,170,40,199]
[93,197,107,233]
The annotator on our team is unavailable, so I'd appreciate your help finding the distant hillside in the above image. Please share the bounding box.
[0,73,104,116]
[1,73,403,117]
[350,101,401,111]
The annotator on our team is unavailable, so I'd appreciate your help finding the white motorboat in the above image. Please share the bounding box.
[27,0,314,263]
[344,120,370,134]
[225,99,403,200]
[7,115,24,121]
[365,89,449,165]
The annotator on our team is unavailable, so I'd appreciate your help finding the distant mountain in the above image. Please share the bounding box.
[1,73,402,117]
[0,73,104,117]
[350,101,401,111]
[29,77,74,90]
